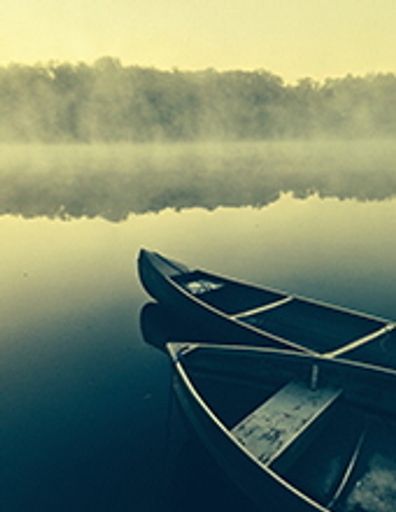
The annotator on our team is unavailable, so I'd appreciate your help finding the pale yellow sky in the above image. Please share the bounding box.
[0,0,395,82]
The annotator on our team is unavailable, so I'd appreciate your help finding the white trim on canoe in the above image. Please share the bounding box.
[324,323,395,359]
[200,265,392,327]
[327,430,366,509]
[231,296,294,320]
[171,342,200,358]
[170,345,330,512]
[168,342,396,377]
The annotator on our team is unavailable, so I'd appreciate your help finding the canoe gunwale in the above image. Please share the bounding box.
[326,429,366,509]
[198,264,392,327]
[171,341,396,378]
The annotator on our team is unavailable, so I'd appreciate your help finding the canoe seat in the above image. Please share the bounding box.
[231,380,342,471]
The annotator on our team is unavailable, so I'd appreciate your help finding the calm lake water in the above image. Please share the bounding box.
[2,142,396,511]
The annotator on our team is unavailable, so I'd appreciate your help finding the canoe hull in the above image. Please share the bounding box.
[169,343,396,512]
[138,249,396,370]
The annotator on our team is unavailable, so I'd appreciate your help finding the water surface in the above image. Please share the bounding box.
[2,143,396,511]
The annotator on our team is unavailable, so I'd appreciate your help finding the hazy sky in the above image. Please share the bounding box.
[1,0,395,82]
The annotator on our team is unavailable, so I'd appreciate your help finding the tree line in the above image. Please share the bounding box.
[0,57,395,142]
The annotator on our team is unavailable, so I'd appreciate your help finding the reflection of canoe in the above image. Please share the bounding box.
[167,342,396,512]
[137,249,396,371]
[139,302,207,351]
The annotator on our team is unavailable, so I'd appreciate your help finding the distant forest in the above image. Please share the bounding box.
[1,57,396,142]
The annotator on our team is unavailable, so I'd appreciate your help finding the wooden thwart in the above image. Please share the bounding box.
[232,380,342,467]
[232,296,293,320]
[325,323,395,358]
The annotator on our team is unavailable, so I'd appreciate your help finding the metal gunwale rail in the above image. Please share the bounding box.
[196,265,394,327]
[327,430,366,509]
[172,342,396,377]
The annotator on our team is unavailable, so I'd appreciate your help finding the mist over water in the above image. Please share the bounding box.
[1,139,396,221]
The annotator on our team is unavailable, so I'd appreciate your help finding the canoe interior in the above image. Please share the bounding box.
[284,407,396,511]
[239,298,383,353]
[173,270,284,314]
[177,346,396,511]
[172,270,390,354]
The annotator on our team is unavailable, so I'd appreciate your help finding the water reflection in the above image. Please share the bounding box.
[1,141,396,221]
[139,302,261,511]
[140,302,184,351]
[163,439,261,512]
[2,189,396,511]
[140,302,229,349]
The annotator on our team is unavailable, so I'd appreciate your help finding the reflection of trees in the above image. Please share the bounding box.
[0,141,395,221]
[1,60,396,142]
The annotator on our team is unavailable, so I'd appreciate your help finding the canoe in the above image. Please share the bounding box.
[137,249,396,371]
[167,341,396,512]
